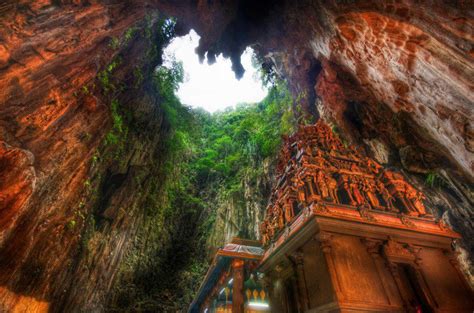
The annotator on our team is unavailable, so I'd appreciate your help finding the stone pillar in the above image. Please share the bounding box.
[292,251,310,312]
[361,238,392,305]
[232,259,245,313]
[261,274,274,309]
[317,232,345,302]
[386,261,410,311]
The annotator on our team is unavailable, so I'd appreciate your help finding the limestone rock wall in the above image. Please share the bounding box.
[0,2,171,311]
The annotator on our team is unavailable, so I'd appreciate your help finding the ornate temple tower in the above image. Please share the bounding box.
[258,121,473,313]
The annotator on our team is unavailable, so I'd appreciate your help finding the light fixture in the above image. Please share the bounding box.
[228,278,233,285]
[248,302,269,308]
[219,288,225,295]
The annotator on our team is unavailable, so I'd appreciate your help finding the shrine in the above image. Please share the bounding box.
[189,238,270,313]
[190,121,473,313]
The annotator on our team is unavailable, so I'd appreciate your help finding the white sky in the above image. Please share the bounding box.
[163,30,268,112]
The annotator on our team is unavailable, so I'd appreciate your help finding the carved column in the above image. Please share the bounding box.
[260,274,274,309]
[292,250,310,311]
[316,232,345,302]
[361,238,392,305]
[388,260,412,310]
[232,259,245,313]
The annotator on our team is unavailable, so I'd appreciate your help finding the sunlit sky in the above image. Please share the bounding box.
[163,30,268,112]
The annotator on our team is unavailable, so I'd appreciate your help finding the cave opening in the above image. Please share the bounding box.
[163,29,269,112]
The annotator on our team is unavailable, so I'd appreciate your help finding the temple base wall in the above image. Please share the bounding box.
[262,217,473,313]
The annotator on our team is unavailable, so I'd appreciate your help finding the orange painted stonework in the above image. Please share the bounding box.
[257,121,473,313]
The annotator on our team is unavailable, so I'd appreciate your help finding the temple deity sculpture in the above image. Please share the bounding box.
[276,205,285,229]
[363,179,380,208]
[283,199,295,223]
[295,180,306,202]
[405,185,427,216]
[341,175,357,205]
[326,174,339,203]
[314,149,327,168]
[349,177,365,206]
[316,171,330,200]
[376,180,396,212]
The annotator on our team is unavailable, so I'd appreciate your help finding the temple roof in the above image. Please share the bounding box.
[188,238,263,313]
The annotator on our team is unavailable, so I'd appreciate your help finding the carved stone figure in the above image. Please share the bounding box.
[316,171,330,200]
[349,177,365,206]
[376,180,395,211]
[283,199,294,223]
[326,174,339,203]
[274,205,285,229]
[363,179,380,208]
[314,150,327,168]
[405,185,427,216]
[341,177,357,206]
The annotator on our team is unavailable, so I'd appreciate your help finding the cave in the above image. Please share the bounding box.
[0,1,473,312]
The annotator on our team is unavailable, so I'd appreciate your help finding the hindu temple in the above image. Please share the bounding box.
[190,121,473,313]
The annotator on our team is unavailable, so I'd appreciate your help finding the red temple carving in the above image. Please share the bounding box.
[261,121,431,245]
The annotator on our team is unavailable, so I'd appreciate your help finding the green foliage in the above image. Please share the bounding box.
[133,66,144,88]
[191,82,296,188]
[123,27,136,45]
[98,58,121,93]
[66,219,76,230]
[109,37,120,49]
[425,171,446,188]
[82,85,90,95]
[91,152,100,167]
[251,53,278,87]
[110,99,124,133]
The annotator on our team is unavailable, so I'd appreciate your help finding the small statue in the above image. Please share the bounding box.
[326,174,339,203]
[376,181,396,211]
[341,175,357,206]
[260,221,270,245]
[297,187,306,202]
[316,171,330,200]
[349,177,365,206]
[314,150,327,168]
[283,199,294,223]
[363,179,380,208]
[405,185,427,216]
[276,205,285,228]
